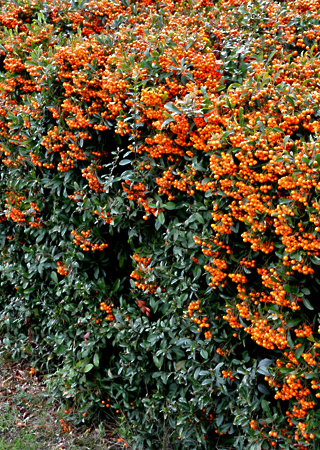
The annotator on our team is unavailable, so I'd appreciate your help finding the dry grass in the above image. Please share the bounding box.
[0,356,128,450]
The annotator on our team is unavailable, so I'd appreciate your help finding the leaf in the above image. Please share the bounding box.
[84,364,94,373]
[295,345,305,360]
[301,287,310,295]
[238,107,243,126]
[286,318,301,328]
[302,297,314,310]
[257,358,272,376]
[283,284,297,294]
[286,95,295,108]
[157,211,165,225]
[195,212,205,224]
[170,56,178,65]
[161,92,168,102]
[287,331,294,349]
[93,353,99,367]
[202,378,213,385]
[200,349,208,359]
[112,278,121,292]
[266,49,277,64]
[312,255,320,265]
[119,159,131,166]
[51,271,58,284]
[163,202,176,210]
[164,102,181,115]
[272,126,284,133]
[283,135,291,148]
[176,360,187,371]
[155,218,162,230]
[216,414,224,427]
[216,84,226,92]
[257,120,265,134]
[161,117,174,129]
[258,384,270,395]
[153,355,163,368]
[273,69,283,83]
[261,399,272,416]
[193,265,201,281]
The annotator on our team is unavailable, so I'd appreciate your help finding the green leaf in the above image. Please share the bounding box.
[302,297,314,310]
[295,345,305,360]
[193,265,201,281]
[216,414,224,427]
[283,284,297,294]
[202,378,213,385]
[93,353,100,367]
[238,107,243,126]
[153,355,162,368]
[195,212,205,224]
[272,126,284,133]
[286,95,295,108]
[261,399,271,416]
[200,349,208,359]
[164,102,181,115]
[301,287,310,295]
[286,318,301,328]
[51,271,58,284]
[312,255,320,265]
[163,202,176,210]
[257,358,272,376]
[273,69,283,83]
[266,49,277,65]
[119,159,131,166]
[157,211,165,225]
[283,135,291,148]
[287,331,294,349]
[112,278,121,292]
[257,120,265,134]
[258,384,270,395]
[84,364,94,373]
[161,117,174,129]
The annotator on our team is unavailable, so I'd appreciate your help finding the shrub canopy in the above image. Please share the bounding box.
[1,0,320,447]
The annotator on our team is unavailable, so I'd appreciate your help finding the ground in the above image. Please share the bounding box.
[0,356,126,450]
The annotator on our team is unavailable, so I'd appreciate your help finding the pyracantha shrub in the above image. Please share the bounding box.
[1,0,320,448]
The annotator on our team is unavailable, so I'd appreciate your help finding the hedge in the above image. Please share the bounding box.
[1,0,320,448]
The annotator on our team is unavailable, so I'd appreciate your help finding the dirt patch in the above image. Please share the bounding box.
[0,357,127,449]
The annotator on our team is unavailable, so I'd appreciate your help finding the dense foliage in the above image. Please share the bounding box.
[1,0,320,447]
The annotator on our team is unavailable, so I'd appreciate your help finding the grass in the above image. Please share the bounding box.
[0,355,128,450]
